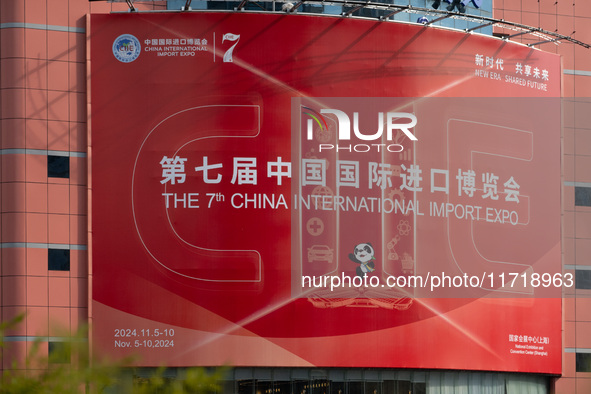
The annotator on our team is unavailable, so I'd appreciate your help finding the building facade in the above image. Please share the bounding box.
[0,0,589,392]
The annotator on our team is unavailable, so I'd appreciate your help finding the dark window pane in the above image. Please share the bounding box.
[413,382,427,394]
[293,380,308,394]
[577,353,591,372]
[397,381,411,394]
[237,379,254,394]
[576,270,591,290]
[48,249,70,271]
[382,381,396,394]
[366,381,380,394]
[575,186,591,207]
[331,381,345,394]
[48,342,70,364]
[48,155,70,178]
[348,381,364,394]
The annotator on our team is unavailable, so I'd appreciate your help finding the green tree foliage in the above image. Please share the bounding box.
[0,315,226,393]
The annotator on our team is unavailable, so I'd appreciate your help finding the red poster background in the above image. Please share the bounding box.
[90,12,562,373]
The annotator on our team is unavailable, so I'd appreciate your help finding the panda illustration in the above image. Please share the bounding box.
[349,243,376,278]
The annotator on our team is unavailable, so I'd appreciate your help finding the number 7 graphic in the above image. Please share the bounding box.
[222,33,240,62]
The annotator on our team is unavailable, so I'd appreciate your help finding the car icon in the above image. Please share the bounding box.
[307,245,334,263]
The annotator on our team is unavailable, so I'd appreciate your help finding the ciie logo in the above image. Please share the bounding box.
[222,33,240,63]
[303,106,417,153]
[112,34,141,63]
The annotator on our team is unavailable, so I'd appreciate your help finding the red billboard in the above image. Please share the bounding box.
[90,12,562,373]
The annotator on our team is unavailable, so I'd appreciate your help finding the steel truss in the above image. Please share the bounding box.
[121,0,589,48]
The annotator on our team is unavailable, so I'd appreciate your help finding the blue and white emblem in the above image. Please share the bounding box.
[112,34,141,63]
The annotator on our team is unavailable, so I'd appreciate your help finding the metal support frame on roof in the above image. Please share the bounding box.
[342,1,369,17]
[237,0,249,9]
[289,1,305,12]
[528,37,562,47]
[425,14,451,25]
[508,28,538,39]
[466,20,494,32]
[380,8,405,21]
[183,0,193,10]
[108,0,591,49]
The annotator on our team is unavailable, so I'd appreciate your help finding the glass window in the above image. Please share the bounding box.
[224,368,548,394]
[48,342,70,364]
[48,249,70,271]
[255,380,273,394]
[237,379,255,394]
[576,353,591,373]
[576,270,591,290]
[348,381,364,394]
[48,155,70,178]
[293,379,309,394]
[575,186,591,207]
[366,381,381,394]
[330,381,345,394]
